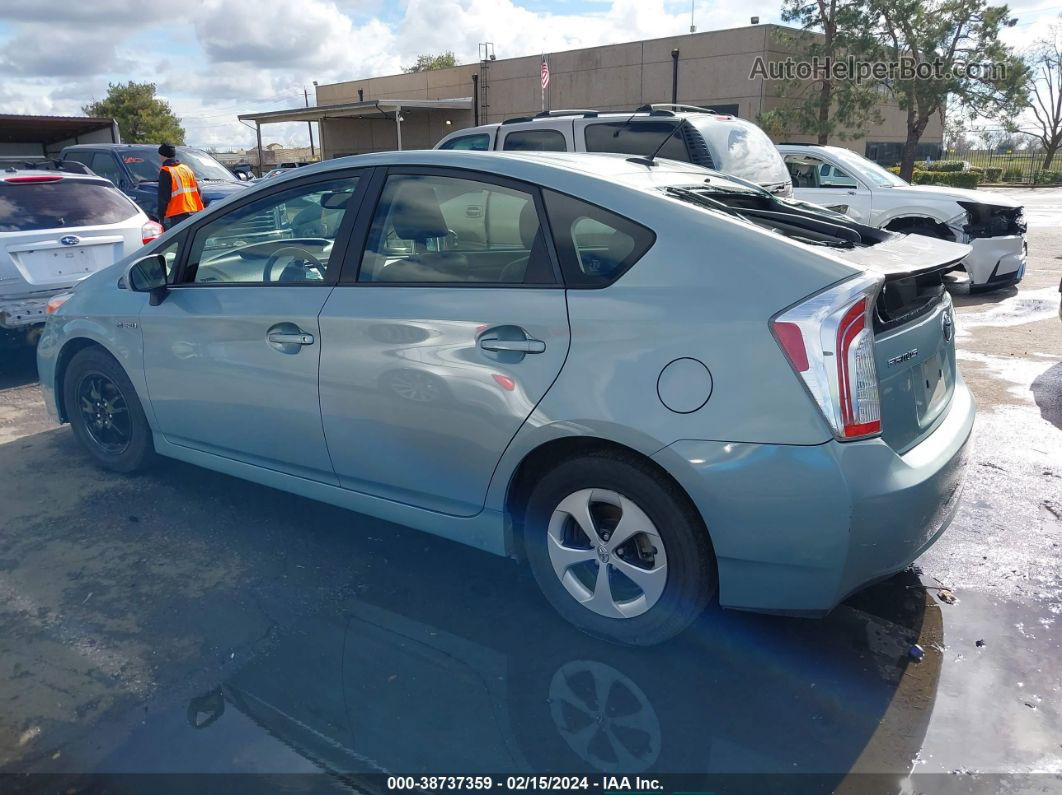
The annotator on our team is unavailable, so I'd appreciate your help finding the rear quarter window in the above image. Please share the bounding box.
[0,180,139,232]
[543,190,654,287]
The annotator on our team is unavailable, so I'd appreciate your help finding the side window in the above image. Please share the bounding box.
[63,151,93,168]
[818,162,857,188]
[439,134,491,151]
[543,190,654,288]
[181,176,360,285]
[89,153,123,185]
[501,130,567,152]
[583,121,690,162]
[358,174,554,285]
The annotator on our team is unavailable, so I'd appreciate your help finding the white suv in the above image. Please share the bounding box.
[779,144,1026,292]
[436,105,793,197]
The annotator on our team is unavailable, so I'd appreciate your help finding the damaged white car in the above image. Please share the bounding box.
[0,167,161,342]
[779,144,1026,293]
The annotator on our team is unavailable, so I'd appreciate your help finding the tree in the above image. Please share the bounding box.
[83,82,185,145]
[767,3,883,144]
[866,0,1028,179]
[402,52,458,73]
[1020,18,1062,169]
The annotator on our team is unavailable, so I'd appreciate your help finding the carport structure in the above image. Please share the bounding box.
[0,114,120,161]
[237,98,473,163]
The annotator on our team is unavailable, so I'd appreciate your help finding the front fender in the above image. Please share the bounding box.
[38,279,153,428]
[872,205,957,229]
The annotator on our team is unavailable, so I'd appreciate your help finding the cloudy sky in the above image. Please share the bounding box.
[0,0,1057,152]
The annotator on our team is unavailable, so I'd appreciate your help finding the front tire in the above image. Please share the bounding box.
[523,451,715,646]
[64,346,156,473]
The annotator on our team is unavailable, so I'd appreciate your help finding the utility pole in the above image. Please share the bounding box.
[304,87,316,160]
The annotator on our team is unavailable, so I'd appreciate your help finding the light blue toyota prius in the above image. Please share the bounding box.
[38,150,975,644]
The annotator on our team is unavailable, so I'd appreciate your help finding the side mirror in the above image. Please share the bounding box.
[128,253,168,306]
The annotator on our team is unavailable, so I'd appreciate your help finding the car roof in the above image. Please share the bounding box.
[283,149,746,197]
[62,143,201,151]
[1,168,111,182]
[448,110,745,135]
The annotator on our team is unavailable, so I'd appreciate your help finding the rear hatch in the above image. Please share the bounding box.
[834,234,968,453]
[0,176,142,296]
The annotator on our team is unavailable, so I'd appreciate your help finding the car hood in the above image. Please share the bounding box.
[881,184,1021,208]
[198,182,250,201]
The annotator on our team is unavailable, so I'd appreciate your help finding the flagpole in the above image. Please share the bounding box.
[541,54,545,112]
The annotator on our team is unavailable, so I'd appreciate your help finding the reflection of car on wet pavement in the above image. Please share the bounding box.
[40,149,974,645]
[171,559,938,781]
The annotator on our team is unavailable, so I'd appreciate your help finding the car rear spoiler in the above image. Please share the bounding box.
[833,233,970,281]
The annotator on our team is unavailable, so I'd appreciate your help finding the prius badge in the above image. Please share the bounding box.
[887,349,918,367]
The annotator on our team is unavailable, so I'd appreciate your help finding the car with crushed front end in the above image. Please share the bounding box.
[37,150,975,645]
[779,144,1027,292]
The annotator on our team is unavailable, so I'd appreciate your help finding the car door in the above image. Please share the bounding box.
[318,167,570,516]
[139,170,368,483]
[785,154,873,223]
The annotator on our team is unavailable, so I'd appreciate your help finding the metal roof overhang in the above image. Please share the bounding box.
[0,114,117,145]
[237,98,472,125]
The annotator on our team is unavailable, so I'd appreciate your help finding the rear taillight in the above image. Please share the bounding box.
[141,220,163,245]
[4,175,63,183]
[771,273,884,441]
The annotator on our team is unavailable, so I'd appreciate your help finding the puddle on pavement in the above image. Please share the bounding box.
[955,287,1061,337]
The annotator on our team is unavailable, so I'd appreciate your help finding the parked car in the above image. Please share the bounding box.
[59,144,250,222]
[435,104,793,197]
[0,168,160,341]
[38,150,974,644]
[779,144,1027,292]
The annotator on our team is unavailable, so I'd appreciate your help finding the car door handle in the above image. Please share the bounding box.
[479,337,546,354]
[267,331,315,345]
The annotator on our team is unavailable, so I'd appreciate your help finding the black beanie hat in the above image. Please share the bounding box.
[158,143,176,158]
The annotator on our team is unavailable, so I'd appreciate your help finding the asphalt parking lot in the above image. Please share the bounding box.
[0,187,1060,789]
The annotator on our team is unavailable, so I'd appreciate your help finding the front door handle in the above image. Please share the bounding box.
[267,331,315,346]
[479,337,546,354]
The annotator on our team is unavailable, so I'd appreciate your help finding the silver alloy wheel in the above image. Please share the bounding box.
[546,489,668,619]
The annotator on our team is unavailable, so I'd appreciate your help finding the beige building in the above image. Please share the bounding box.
[239,23,941,164]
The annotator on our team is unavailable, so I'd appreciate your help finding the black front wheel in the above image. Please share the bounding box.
[64,347,156,473]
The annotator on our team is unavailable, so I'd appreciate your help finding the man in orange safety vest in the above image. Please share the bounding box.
[156,143,204,229]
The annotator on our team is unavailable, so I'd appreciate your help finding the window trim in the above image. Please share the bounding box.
[337,165,564,289]
[165,167,373,289]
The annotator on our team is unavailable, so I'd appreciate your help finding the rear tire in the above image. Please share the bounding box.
[523,451,715,646]
[64,346,156,473]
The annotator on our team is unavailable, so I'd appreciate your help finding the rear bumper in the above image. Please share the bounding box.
[963,235,1025,287]
[653,380,975,615]
[0,290,65,329]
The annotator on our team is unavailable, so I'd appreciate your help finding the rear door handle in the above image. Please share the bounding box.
[267,331,315,345]
[479,337,546,354]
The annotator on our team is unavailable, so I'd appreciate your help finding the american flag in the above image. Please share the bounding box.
[540,58,550,89]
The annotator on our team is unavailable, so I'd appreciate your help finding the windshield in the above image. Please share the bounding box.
[692,118,791,187]
[827,147,909,187]
[121,147,238,184]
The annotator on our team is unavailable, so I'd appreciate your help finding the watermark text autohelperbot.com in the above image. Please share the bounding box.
[751,55,1010,82]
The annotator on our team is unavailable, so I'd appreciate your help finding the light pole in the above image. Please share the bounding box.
[304,85,316,160]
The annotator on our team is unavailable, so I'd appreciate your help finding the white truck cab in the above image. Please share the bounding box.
[778,144,1027,292]
[436,105,793,197]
